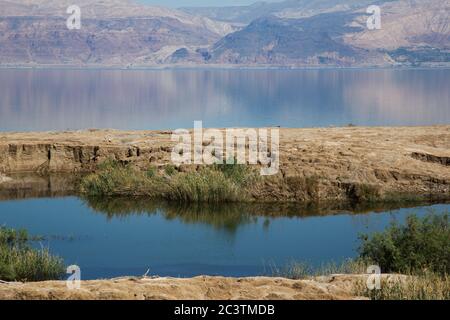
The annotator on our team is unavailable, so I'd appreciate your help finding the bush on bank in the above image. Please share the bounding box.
[358,212,449,275]
[277,212,449,300]
[0,227,65,282]
[357,212,449,299]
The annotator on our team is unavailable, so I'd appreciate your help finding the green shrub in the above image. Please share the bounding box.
[164,165,177,176]
[347,183,380,202]
[358,212,449,275]
[146,166,157,178]
[0,227,65,282]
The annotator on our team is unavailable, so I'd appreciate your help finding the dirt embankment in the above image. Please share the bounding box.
[0,126,449,203]
[0,274,380,300]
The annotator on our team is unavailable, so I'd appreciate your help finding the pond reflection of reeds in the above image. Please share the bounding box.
[82,196,449,233]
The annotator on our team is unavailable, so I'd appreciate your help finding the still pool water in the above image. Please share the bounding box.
[0,68,449,131]
[0,197,448,279]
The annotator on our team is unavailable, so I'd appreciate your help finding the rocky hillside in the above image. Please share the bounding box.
[0,0,234,35]
[344,0,450,64]
[210,13,367,66]
[0,0,448,67]
[209,0,449,66]
[0,0,235,65]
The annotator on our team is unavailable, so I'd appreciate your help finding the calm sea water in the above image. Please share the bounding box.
[0,197,448,279]
[0,68,449,131]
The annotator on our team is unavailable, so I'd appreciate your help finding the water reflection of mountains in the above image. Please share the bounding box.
[1,69,448,131]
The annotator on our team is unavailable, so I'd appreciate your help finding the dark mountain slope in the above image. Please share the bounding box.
[210,13,366,65]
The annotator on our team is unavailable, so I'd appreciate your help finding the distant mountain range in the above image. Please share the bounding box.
[181,0,380,24]
[0,0,448,67]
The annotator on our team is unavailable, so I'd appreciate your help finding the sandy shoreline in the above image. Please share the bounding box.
[0,274,377,300]
[1,125,449,203]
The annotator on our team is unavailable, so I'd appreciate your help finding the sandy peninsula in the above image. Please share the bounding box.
[0,126,449,203]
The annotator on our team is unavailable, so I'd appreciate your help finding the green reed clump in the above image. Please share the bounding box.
[0,227,28,245]
[164,167,242,202]
[358,212,449,275]
[165,162,258,202]
[80,160,259,202]
[214,162,259,187]
[80,160,166,197]
[0,227,65,282]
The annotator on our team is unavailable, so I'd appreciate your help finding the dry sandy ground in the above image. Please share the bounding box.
[1,126,449,202]
[0,174,11,183]
[0,275,375,300]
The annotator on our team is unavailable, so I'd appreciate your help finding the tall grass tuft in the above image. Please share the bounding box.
[270,259,367,280]
[0,227,65,282]
[354,271,450,300]
[164,167,243,202]
[80,160,166,197]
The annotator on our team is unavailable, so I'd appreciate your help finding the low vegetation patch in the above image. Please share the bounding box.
[80,160,259,203]
[355,271,450,300]
[0,227,65,282]
[270,259,367,280]
[346,183,381,202]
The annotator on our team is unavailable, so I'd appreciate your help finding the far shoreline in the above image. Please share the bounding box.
[1,64,449,72]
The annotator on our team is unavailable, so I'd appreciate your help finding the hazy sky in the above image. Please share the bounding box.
[140,0,279,8]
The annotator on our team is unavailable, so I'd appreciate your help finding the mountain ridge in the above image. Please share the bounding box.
[181,0,389,23]
[0,0,448,67]
[207,0,449,66]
